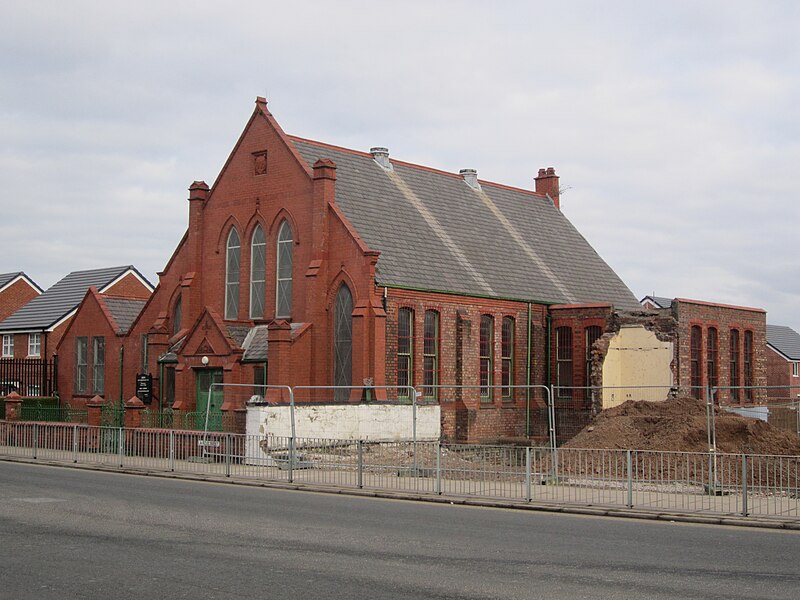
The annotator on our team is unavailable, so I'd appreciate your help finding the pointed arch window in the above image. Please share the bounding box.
[225,228,241,320]
[172,295,182,336]
[333,284,353,402]
[276,221,293,319]
[250,224,266,319]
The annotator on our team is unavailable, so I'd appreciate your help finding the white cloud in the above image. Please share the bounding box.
[2,0,800,330]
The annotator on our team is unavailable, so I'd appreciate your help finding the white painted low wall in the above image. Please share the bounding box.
[246,403,440,443]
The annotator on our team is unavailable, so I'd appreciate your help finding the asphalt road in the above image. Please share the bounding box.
[1,461,798,600]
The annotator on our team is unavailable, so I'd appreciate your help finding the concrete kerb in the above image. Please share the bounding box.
[3,456,798,532]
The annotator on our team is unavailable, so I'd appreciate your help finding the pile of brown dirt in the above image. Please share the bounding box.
[564,397,800,455]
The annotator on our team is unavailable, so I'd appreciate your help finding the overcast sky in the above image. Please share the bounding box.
[2,1,799,328]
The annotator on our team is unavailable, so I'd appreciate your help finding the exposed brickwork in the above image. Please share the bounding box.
[765,346,800,400]
[0,278,39,322]
[671,299,767,404]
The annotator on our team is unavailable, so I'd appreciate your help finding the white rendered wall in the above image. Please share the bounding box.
[246,403,441,443]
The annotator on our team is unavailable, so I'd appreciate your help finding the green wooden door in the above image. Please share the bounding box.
[195,369,223,431]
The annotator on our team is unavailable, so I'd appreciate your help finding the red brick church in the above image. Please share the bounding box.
[57,97,640,441]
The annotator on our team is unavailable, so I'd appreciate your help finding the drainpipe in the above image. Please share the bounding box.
[546,313,552,388]
[525,302,532,438]
[159,362,164,414]
[118,346,124,409]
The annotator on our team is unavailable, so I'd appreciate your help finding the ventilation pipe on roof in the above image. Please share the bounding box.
[370,147,392,171]
[459,168,481,191]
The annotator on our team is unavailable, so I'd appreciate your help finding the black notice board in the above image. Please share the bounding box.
[136,373,152,404]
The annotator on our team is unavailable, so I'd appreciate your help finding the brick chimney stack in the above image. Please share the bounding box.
[535,167,560,209]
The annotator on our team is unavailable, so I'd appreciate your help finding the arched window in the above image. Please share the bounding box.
[707,327,718,390]
[501,317,515,400]
[276,221,293,319]
[730,329,740,401]
[250,224,266,319]
[333,284,353,402]
[423,310,440,400]
[225,228,241,320]
[744,330,754,401]
[690,325,702,398]
[172,295,182,336]
[397,307,413,398]
[479,315,493,401]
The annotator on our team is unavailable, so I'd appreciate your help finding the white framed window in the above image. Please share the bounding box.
[225,228,241,320]
[250,224,266,319]
[275,220,293,319]
[28,333,41,357]
[2,334,12,357]
[793,362,799,378]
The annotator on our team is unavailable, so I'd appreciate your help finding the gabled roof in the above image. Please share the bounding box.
[101,296,148,335]
[767,324,800,361]
[0,272,43,294]
[289,138,639,309]
[641,295,673,309]
[0,266,152,332]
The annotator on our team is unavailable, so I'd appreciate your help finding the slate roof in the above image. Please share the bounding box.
[0,266,150,332]
[290,138,639,309]
[102,296,147,335]
[241,325,268,362]
[0,271,41,293]
[767,325,800,361]
[641,295,673,309]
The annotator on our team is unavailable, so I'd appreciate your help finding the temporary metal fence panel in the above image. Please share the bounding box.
[2,420,799,522]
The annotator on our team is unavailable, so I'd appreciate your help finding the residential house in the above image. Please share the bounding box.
[0,266,152,396]
[766,324,800,401]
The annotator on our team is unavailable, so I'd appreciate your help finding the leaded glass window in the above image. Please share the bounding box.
[172,296,182,336]
[333,284,353,402]
[225,228,241,320]
[250,224,266,319]
[397,307,413,397]
[276,221,293,319]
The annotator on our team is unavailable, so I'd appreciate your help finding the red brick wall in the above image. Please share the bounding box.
[672,299,767,403]
[0,278,39,322]
[105,273,151,299]
[765,347,800,400]
[384,289,548,442]
[56,292,121,408]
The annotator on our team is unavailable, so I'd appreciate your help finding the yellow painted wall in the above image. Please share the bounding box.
[602,325,673,409]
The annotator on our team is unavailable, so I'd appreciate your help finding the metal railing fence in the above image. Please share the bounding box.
[1,421,797,521]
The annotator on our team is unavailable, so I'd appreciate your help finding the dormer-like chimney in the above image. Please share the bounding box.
[535,167,560,209]
[370,147,392,170]
[459,168,481,191]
